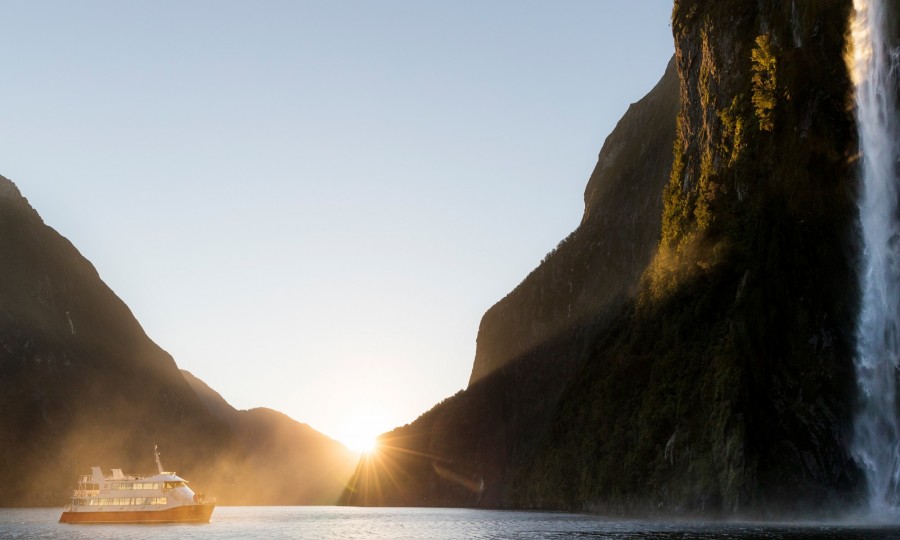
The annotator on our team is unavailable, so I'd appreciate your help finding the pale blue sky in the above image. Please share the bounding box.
[0,1,674,448]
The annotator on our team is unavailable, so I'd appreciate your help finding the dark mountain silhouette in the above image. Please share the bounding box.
[344,0,865,516]
[0,177,356,506]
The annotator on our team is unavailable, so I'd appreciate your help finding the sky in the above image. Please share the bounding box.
[0,1,674,450]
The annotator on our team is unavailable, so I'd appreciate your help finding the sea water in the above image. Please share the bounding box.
[1,507,899,539]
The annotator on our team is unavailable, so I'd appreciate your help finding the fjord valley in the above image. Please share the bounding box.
[1,0,899,523]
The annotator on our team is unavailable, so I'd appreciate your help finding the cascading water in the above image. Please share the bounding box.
[849,0,900,518]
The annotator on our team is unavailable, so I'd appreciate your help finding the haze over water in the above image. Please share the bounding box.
[4,507,900,540]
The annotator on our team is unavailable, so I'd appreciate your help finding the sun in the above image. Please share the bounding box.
[345,434,379,455]
[335,413,387,455]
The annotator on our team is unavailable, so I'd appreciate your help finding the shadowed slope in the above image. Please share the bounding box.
[0,175,356,506]
[345,57,681,509]
[0,175,235,505]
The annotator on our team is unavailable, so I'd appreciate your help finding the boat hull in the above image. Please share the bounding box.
[59,503,215,524]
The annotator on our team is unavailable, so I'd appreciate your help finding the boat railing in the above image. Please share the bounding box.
[116,472,155,480]
[79,472,155,482]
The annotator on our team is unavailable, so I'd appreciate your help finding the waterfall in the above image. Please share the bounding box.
[850,0,900,517]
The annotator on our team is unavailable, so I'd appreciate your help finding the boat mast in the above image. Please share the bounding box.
[154,445,164,474]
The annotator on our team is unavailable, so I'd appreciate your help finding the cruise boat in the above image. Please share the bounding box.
[59,446,215,524]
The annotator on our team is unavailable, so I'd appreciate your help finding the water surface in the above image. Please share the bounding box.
[2,507,900,539]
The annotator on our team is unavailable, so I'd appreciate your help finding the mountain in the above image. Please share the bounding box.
[0,175,232,506]
[344,0,864,516]
[0,176,356,506]
[182,370,356,505]
[343,53,681,510]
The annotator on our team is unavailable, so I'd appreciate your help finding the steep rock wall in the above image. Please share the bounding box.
[520,0,862,514]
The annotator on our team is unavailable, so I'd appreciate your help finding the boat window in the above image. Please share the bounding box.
[109,481,165,490]
[88,496,167,506]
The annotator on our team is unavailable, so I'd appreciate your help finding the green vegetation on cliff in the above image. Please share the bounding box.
[519,0,861,513]
[751,33,778,132]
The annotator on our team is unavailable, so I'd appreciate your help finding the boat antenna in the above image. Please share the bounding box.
[154,445,164,474]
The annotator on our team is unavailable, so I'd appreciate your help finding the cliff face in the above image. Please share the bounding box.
[346,0,864,515]
[669,0,863,508]
[0,176,356,506]
[520,0,861,514]
[469,57,680,385]
[343,58,682,509]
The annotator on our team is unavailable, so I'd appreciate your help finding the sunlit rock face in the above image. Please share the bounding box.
[469,57,680,386]
[347,0,867,516]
